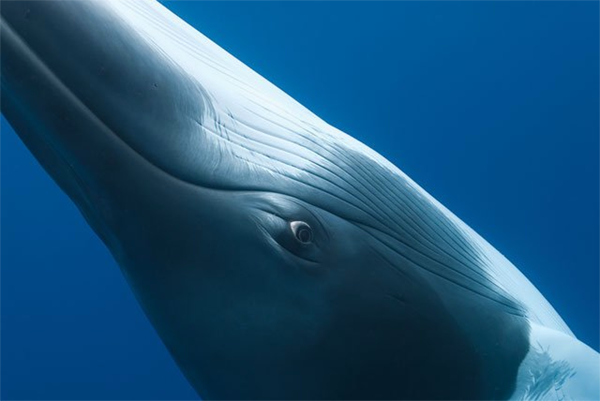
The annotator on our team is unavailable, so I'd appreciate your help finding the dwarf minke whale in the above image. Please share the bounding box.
[1,1,597,399]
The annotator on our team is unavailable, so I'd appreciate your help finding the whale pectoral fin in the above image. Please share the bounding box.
[512,324,600,401]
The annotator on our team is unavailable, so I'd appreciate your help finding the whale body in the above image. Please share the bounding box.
[1,1,598,399]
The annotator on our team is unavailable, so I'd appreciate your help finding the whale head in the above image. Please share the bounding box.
[1,1,574,399]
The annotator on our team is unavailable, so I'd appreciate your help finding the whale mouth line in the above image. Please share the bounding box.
[3,14,294,200]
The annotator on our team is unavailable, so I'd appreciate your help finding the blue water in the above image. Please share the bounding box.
[1,2,598,399]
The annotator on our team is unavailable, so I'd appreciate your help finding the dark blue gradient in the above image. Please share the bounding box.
[1,2,598,399]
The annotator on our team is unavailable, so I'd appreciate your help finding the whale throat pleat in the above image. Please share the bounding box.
[85,0,573,336]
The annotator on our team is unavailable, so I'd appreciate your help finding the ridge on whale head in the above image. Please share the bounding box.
[1,1,596,400]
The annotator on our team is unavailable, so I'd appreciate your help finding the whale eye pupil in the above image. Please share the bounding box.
[290,221,313,244]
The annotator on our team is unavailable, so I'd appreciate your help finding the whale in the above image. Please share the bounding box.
[1,0,598,399]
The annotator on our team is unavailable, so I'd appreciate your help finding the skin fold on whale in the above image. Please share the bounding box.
[1,1,598,400]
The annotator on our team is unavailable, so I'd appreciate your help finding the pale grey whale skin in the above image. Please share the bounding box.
[1,1,597,400]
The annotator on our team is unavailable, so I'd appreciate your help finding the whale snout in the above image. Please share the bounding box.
[1,1,230,229]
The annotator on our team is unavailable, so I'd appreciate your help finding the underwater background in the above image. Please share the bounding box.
[1,1,598,399]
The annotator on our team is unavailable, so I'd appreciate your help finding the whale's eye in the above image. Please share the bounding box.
[290,221,313,244]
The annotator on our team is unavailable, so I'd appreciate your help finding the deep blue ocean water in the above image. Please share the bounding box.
[1,2,598,399]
